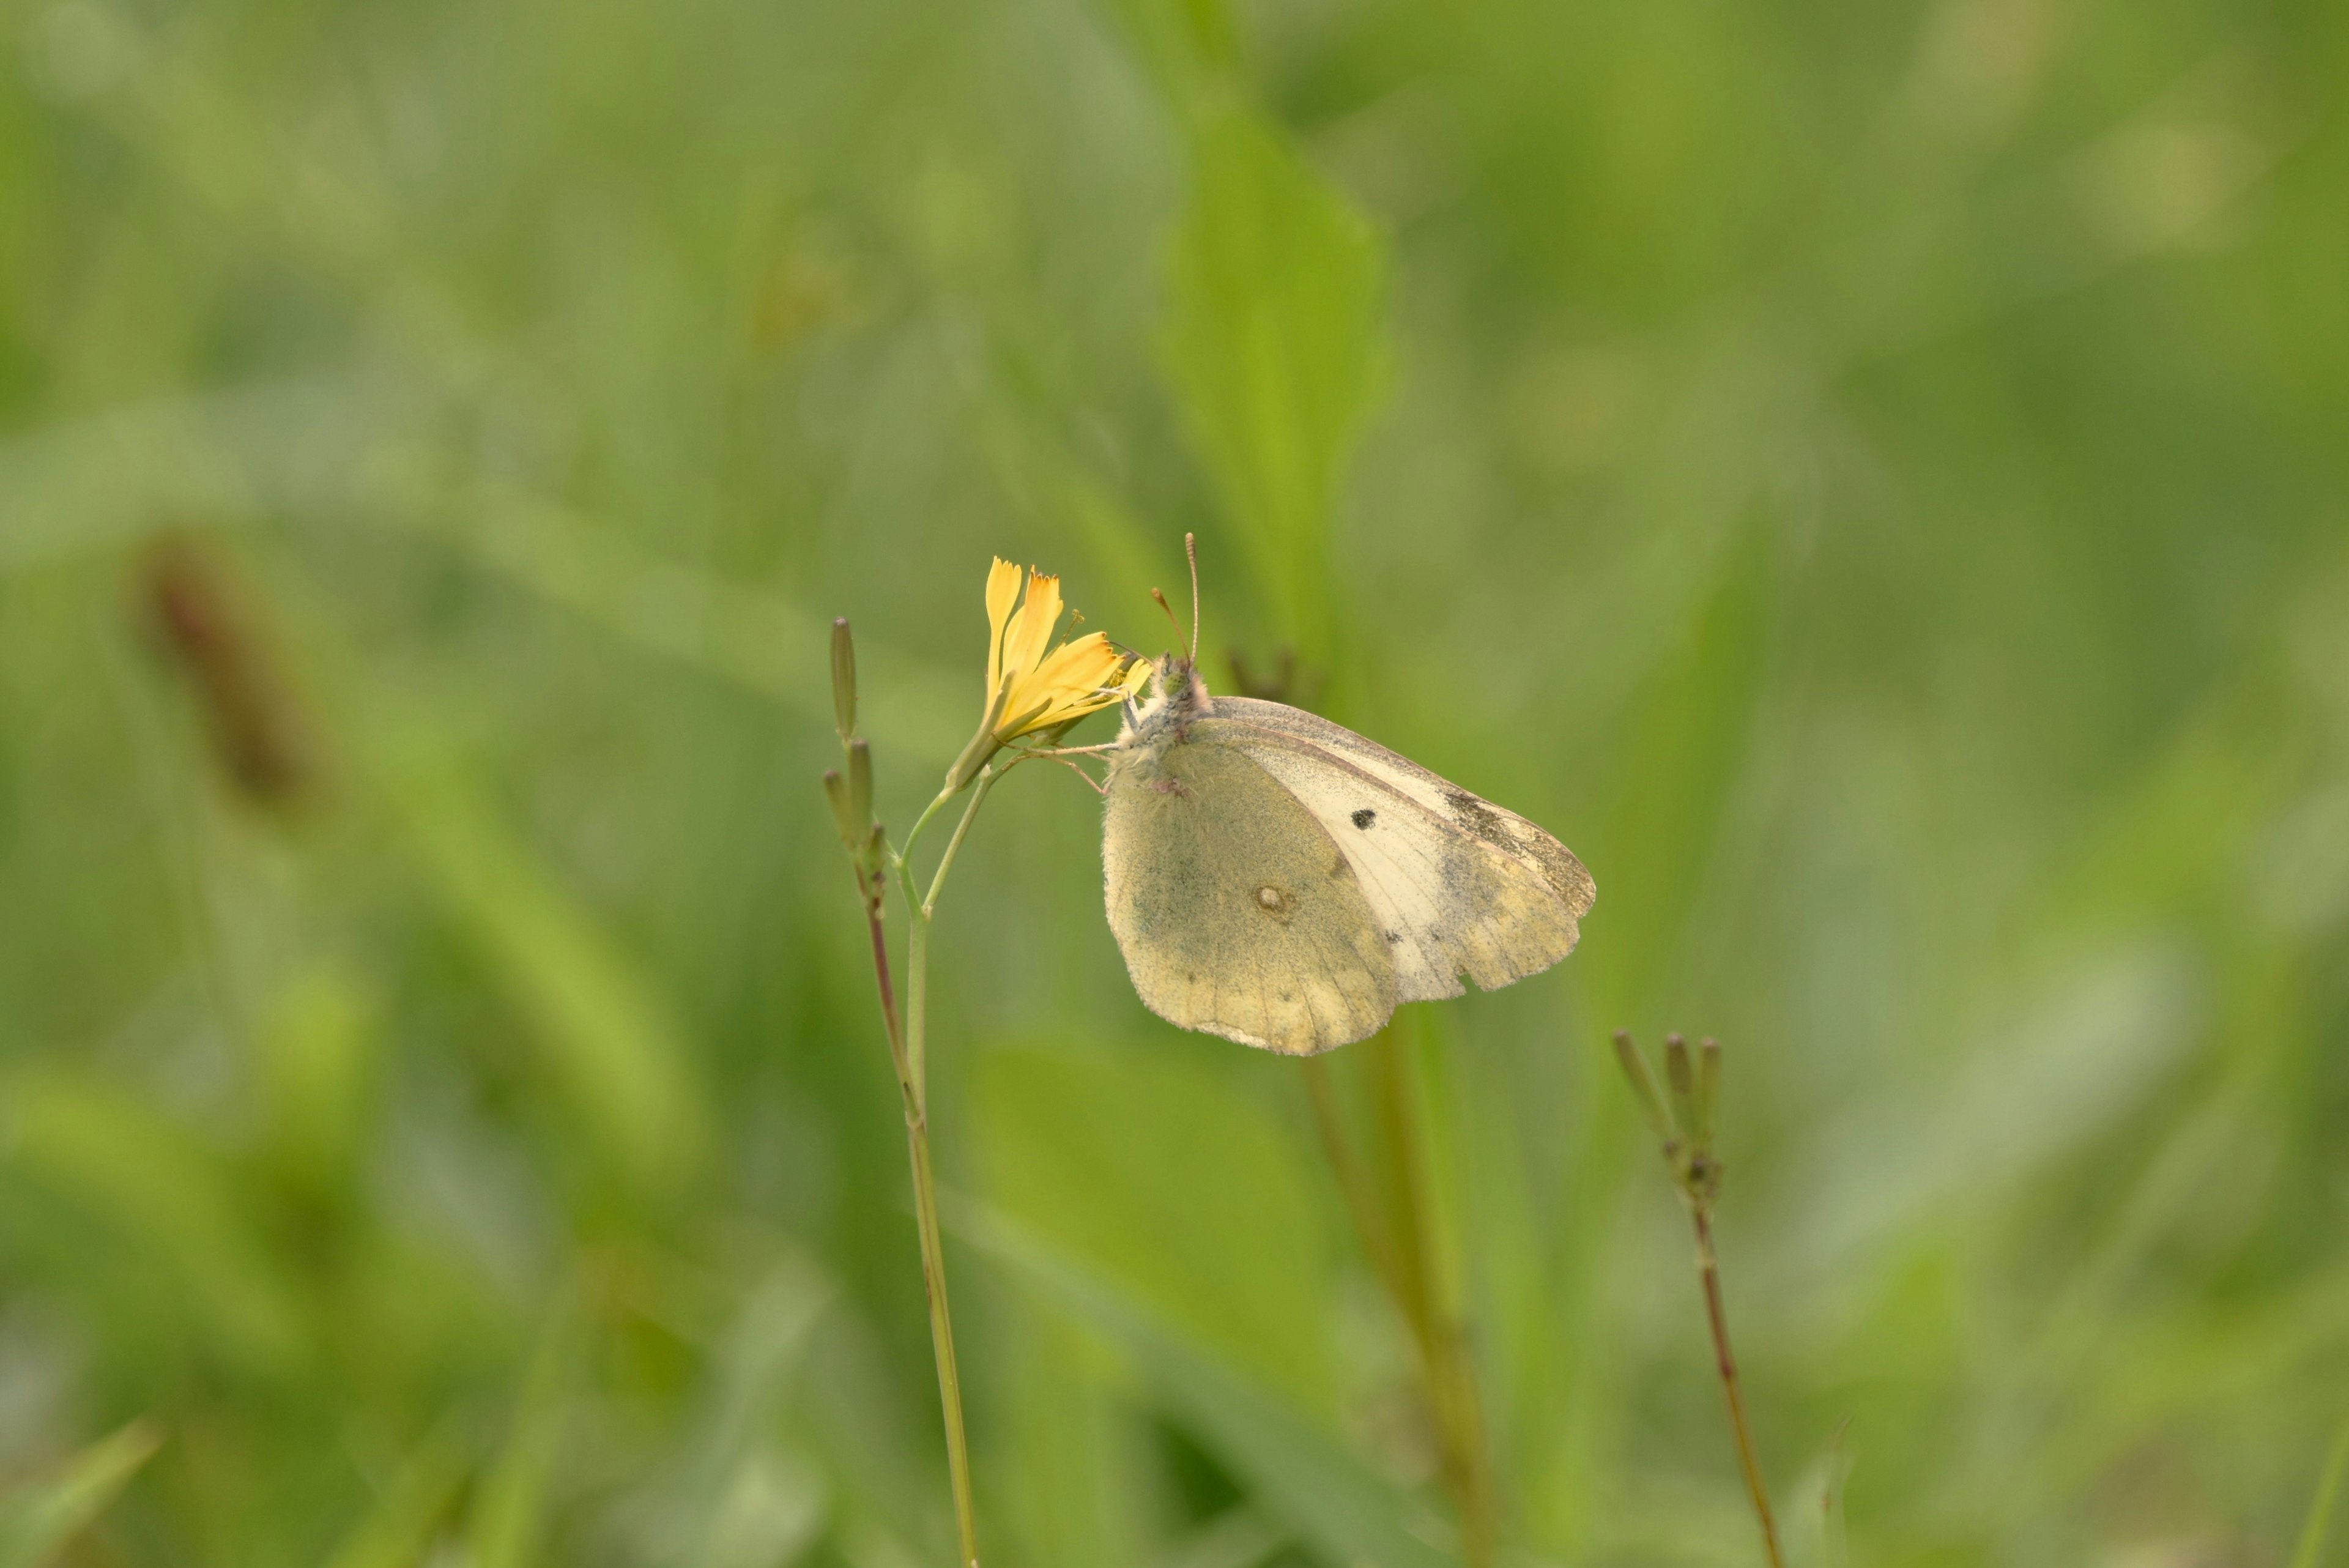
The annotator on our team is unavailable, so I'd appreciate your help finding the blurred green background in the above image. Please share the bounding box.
[4,0,2348,1562]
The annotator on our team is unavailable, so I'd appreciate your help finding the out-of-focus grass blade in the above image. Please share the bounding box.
[972,1044,1333,1410]
[0,376,403,574]
[2,1069,306,1377]
[2289,1412,2349,1568]
[1161,103,1387,663]
[1535,528,1773,1545]
[1810,943,2199,1261]
[645,1257,831,1567]
[0,1420,162,1568]
[1152,1506,1285,1568]
[1579,522,1773,1025]
[957,1203,1450,1568]
[467,1291,587,1568]
[322,1423,469,1568]
[257,961,379,1201]
[384,742,708,1201]
[410,481,966,766]
[1795,1420,1854,1568]
[0,378,965,762]
[1000,1301,1145,1568]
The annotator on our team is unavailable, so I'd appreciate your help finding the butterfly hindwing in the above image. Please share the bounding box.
[1104,735,1395,1055]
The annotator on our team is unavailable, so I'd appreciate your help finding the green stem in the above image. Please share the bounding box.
[924,772,998,918]
[907,1087,978,1568]
[1368,1031,1497,1568]
[866,768,999,1568]
[897,789,957,896]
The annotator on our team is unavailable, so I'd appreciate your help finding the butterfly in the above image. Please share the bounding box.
[1097,543,1594,1055]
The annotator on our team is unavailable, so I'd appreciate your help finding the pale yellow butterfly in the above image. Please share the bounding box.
[1099,541,1595,1055]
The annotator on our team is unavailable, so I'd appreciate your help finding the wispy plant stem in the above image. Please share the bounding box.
[1691,1205,1781,1568]
[858,882,978,1567]
[1612,1031,1783,1568]
[870,768,1000,1568]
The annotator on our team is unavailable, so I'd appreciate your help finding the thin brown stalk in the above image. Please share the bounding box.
[1691,1203,1782,1568]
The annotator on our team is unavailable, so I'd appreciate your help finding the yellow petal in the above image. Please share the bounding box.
[984,557,1022,699]
[1025,630,1121,699]
[1001,568,1062,684]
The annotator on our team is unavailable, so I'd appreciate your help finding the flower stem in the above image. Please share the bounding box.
[1690,1203,1782,1568]
[924,773,997,916]
[866,768,1000,1568]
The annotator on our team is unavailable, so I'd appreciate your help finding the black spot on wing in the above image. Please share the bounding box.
[1351,808,1376,829]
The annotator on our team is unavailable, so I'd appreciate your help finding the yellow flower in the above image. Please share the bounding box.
[944,559,1146,793]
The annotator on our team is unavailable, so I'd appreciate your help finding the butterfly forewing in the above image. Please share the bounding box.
[1194,699,1594,1005]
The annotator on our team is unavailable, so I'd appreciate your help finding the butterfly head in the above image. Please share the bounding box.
[1116,533,1215,749]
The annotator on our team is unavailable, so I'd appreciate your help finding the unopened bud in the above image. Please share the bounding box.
[823,769,858,849]
[831,618,857,742]
[1612,1030,1673,1141]
[847,738,874,836]
[1693,1037,1721,1148]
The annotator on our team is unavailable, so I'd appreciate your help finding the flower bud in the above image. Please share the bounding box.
[1693,1036,1721,1149]
[823,768,858,850]
[1612,1031,1673,1142]
[847,738,874,835]
[831,617,857,743]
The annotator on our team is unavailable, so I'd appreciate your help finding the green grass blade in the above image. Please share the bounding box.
[467,1294,587,1568]
[384,741,708,1200]
[322,1424,470,1568]
[2290,1413,2349,1568]
[957,1202,1450,1568]
[0,1421,163,1568]
[1161,102,1387,663]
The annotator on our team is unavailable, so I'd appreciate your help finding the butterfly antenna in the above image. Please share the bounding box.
[1184,532,1200,664]
[1149,586,1181,642]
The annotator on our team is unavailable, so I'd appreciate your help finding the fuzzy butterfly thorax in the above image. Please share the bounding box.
[1099,661,1595,1056]
[1107,652,1215,780]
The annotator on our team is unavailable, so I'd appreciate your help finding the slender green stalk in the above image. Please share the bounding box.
[923,773,998,915]
[834,570,1125,1568]
[867,767,999,1568]
[856,894,978,1567]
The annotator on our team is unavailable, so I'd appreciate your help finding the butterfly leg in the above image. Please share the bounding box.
[1053,758,1110,795]
[1006,749,1110,794]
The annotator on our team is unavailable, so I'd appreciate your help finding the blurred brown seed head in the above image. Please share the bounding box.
[140,537,314,808]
